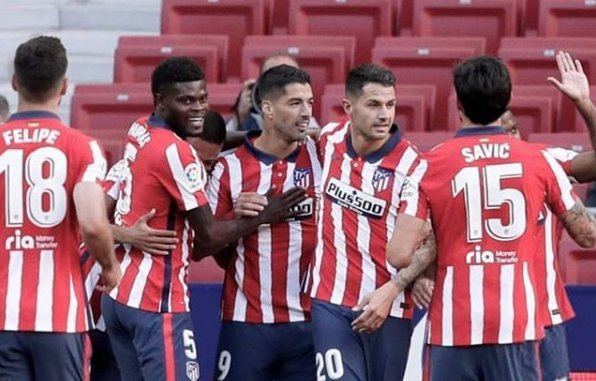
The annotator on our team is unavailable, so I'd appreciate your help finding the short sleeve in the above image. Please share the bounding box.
[73,138,107,185]
[206,159,234,218]
[541,149,577,217]
[103,159,125,201]
[398,158,430,220]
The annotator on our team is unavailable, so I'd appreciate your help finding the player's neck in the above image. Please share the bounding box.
[350,130,389,157]
[17,98,60,115]
[254,130,298,159]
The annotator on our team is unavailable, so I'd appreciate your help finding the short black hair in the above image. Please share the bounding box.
[453,56,511,125]
[151,57,205,96]
[345,64,395,97]
[198,110,226,145]
[0,95,9,120]
[256,64,311,104]
[13,36,67,101]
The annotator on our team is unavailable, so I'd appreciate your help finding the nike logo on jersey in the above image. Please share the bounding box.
[325,178,387,219]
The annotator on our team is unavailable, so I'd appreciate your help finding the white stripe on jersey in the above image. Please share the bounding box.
[386,146,419,243]
[523,262,537,340]
[232,240,249,321]
[257,162,274,323]
[329,155,352,305]
[498,264,515,343]
[110,246,133,300]
[36,250,55,331]
[165,144,201,211]
[357,162,375,305]
[544,210,562,325]
[82,140,108,182]
[5,251,24,330]
[129,253,153,309]
[441,266,454,346]
[469,265,484,345]
[542,150,576,209]
[403,159,428,217]
[206,161,224,213]
[66,275,78,332]
[178,219,191,309]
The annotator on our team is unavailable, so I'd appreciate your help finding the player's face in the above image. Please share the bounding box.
[265,82,313,143]
[344,83,396,142]
[159,80,208,138]
[502,110,521,140]
[187,136,223,173]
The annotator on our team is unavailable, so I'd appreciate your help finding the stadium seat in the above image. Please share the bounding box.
[205,83,243,119]
[563,249,596,285]
[372,37,485,130]
[571,86,596,133]
[114,35,229,83]
[188,257,225,283]
[520,0,540,36]
[319,84,434,132]
[537,0,596,37]
[288,0,393,64]
[241,36,356,120]
[161,0,266,80]
[267,0,290,34]
[498,38,596,85]
[404,131,452,152]
[84,129,128,167]
[395,0,415,36]
[528,132,591,152]
[412,0,517,54]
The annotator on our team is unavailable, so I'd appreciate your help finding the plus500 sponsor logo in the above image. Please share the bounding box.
[325,178,387,219]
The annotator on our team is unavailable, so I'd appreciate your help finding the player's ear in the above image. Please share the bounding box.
[341,98,351,116]
[261,100,273,119]
[11,74,18,92]
[59,77,68,96]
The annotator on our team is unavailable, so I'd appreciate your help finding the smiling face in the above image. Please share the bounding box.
[344,83,396,143]
[262,82,313,144]
[156,80,208,138]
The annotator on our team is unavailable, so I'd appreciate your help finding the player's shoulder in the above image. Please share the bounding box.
[320,118,349,139]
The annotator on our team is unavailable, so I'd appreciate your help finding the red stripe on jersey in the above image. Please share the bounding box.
[342,161,364,307]
[83,333,92,381]
[0,251,8,328]
[162,314,176,381]
[271,222,291,321]
[20,251,39,331]
[53,250,70,331]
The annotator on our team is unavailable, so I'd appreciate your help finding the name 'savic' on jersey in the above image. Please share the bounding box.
[208,133,322,323]
[0,111,107,332]
[401,127,577,346]
[108,115,209,313]
[310,120,420,319]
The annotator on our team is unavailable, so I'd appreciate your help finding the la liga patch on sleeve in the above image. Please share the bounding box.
[183,162,207,193]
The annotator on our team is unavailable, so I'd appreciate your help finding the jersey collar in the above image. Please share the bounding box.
[243,130,301,165]
[346,123,402,163]
[7,110,60,122]
[454,126,507,137]
[147,114,170,129]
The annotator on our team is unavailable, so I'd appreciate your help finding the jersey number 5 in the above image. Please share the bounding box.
[452,163,526,243]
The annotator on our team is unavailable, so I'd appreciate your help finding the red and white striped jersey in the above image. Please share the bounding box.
[533,145,578,326]
[108,115,209,313]
[207,133,322,323]
[310,120,420,319]
[0,111,106,332]
[401,127,577,346]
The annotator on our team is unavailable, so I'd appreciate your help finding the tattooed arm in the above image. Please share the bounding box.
[560,201,596,248]
[391,231,437,290]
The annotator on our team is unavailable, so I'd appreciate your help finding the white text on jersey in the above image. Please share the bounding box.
[325,178,387,219]
[461,143,510,163]
[3,128,60,145]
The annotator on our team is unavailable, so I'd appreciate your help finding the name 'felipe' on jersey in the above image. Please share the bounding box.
[310,120,420,319]
[0,111,107,333]
[400,127,577,346]
[108,115,209,314]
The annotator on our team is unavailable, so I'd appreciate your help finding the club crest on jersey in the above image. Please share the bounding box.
[186,361,200,381]
[325,178,387,219]
[371,168,392,192]
[183,163,206,193]
[293,168,311,188]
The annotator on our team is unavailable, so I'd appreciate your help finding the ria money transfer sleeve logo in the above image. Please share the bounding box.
[325,178,387,219]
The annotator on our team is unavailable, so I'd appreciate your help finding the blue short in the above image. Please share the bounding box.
[311,299,412,381]
[215,320,316,381]
[426,341,541,381]
[0,330,90,381]
[89,329,121,381]
[540,324,569,381]
[101,294,200,381]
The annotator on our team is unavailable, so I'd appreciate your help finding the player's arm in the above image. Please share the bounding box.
[74,182,120,292]
[559,200,596,248]
[189,187,306,260]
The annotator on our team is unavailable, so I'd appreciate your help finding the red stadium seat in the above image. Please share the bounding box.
[188,257,225,283]
[241,36,356,120]
[571,86,596,133]
[412,0,517,54]
[206,83,243,119]
[267,0,291,34]
[114,35,229,83]
[404,131,452,152]
[538,0,596,37]
[161,0,266,80]
[319,84,435,132]
[563,249,596,285]
[288,0,393,64]
[395,0,415,36]
[373,37,485,130]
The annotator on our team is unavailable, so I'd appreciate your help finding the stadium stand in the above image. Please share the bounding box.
[267,0,291,35]
[114,35,229,83]
[411,0,517,55]
[161,0,266,80]
[537,0,596,37]
[287,0,393,64]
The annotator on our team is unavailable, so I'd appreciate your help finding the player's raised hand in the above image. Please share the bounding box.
[234,192,268,217]
[547,51,590,103]
[412,276,434,309]
[96,262,122,293]
[126,209,178,255]
[351,281,400,333]
[259,187,307,224]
